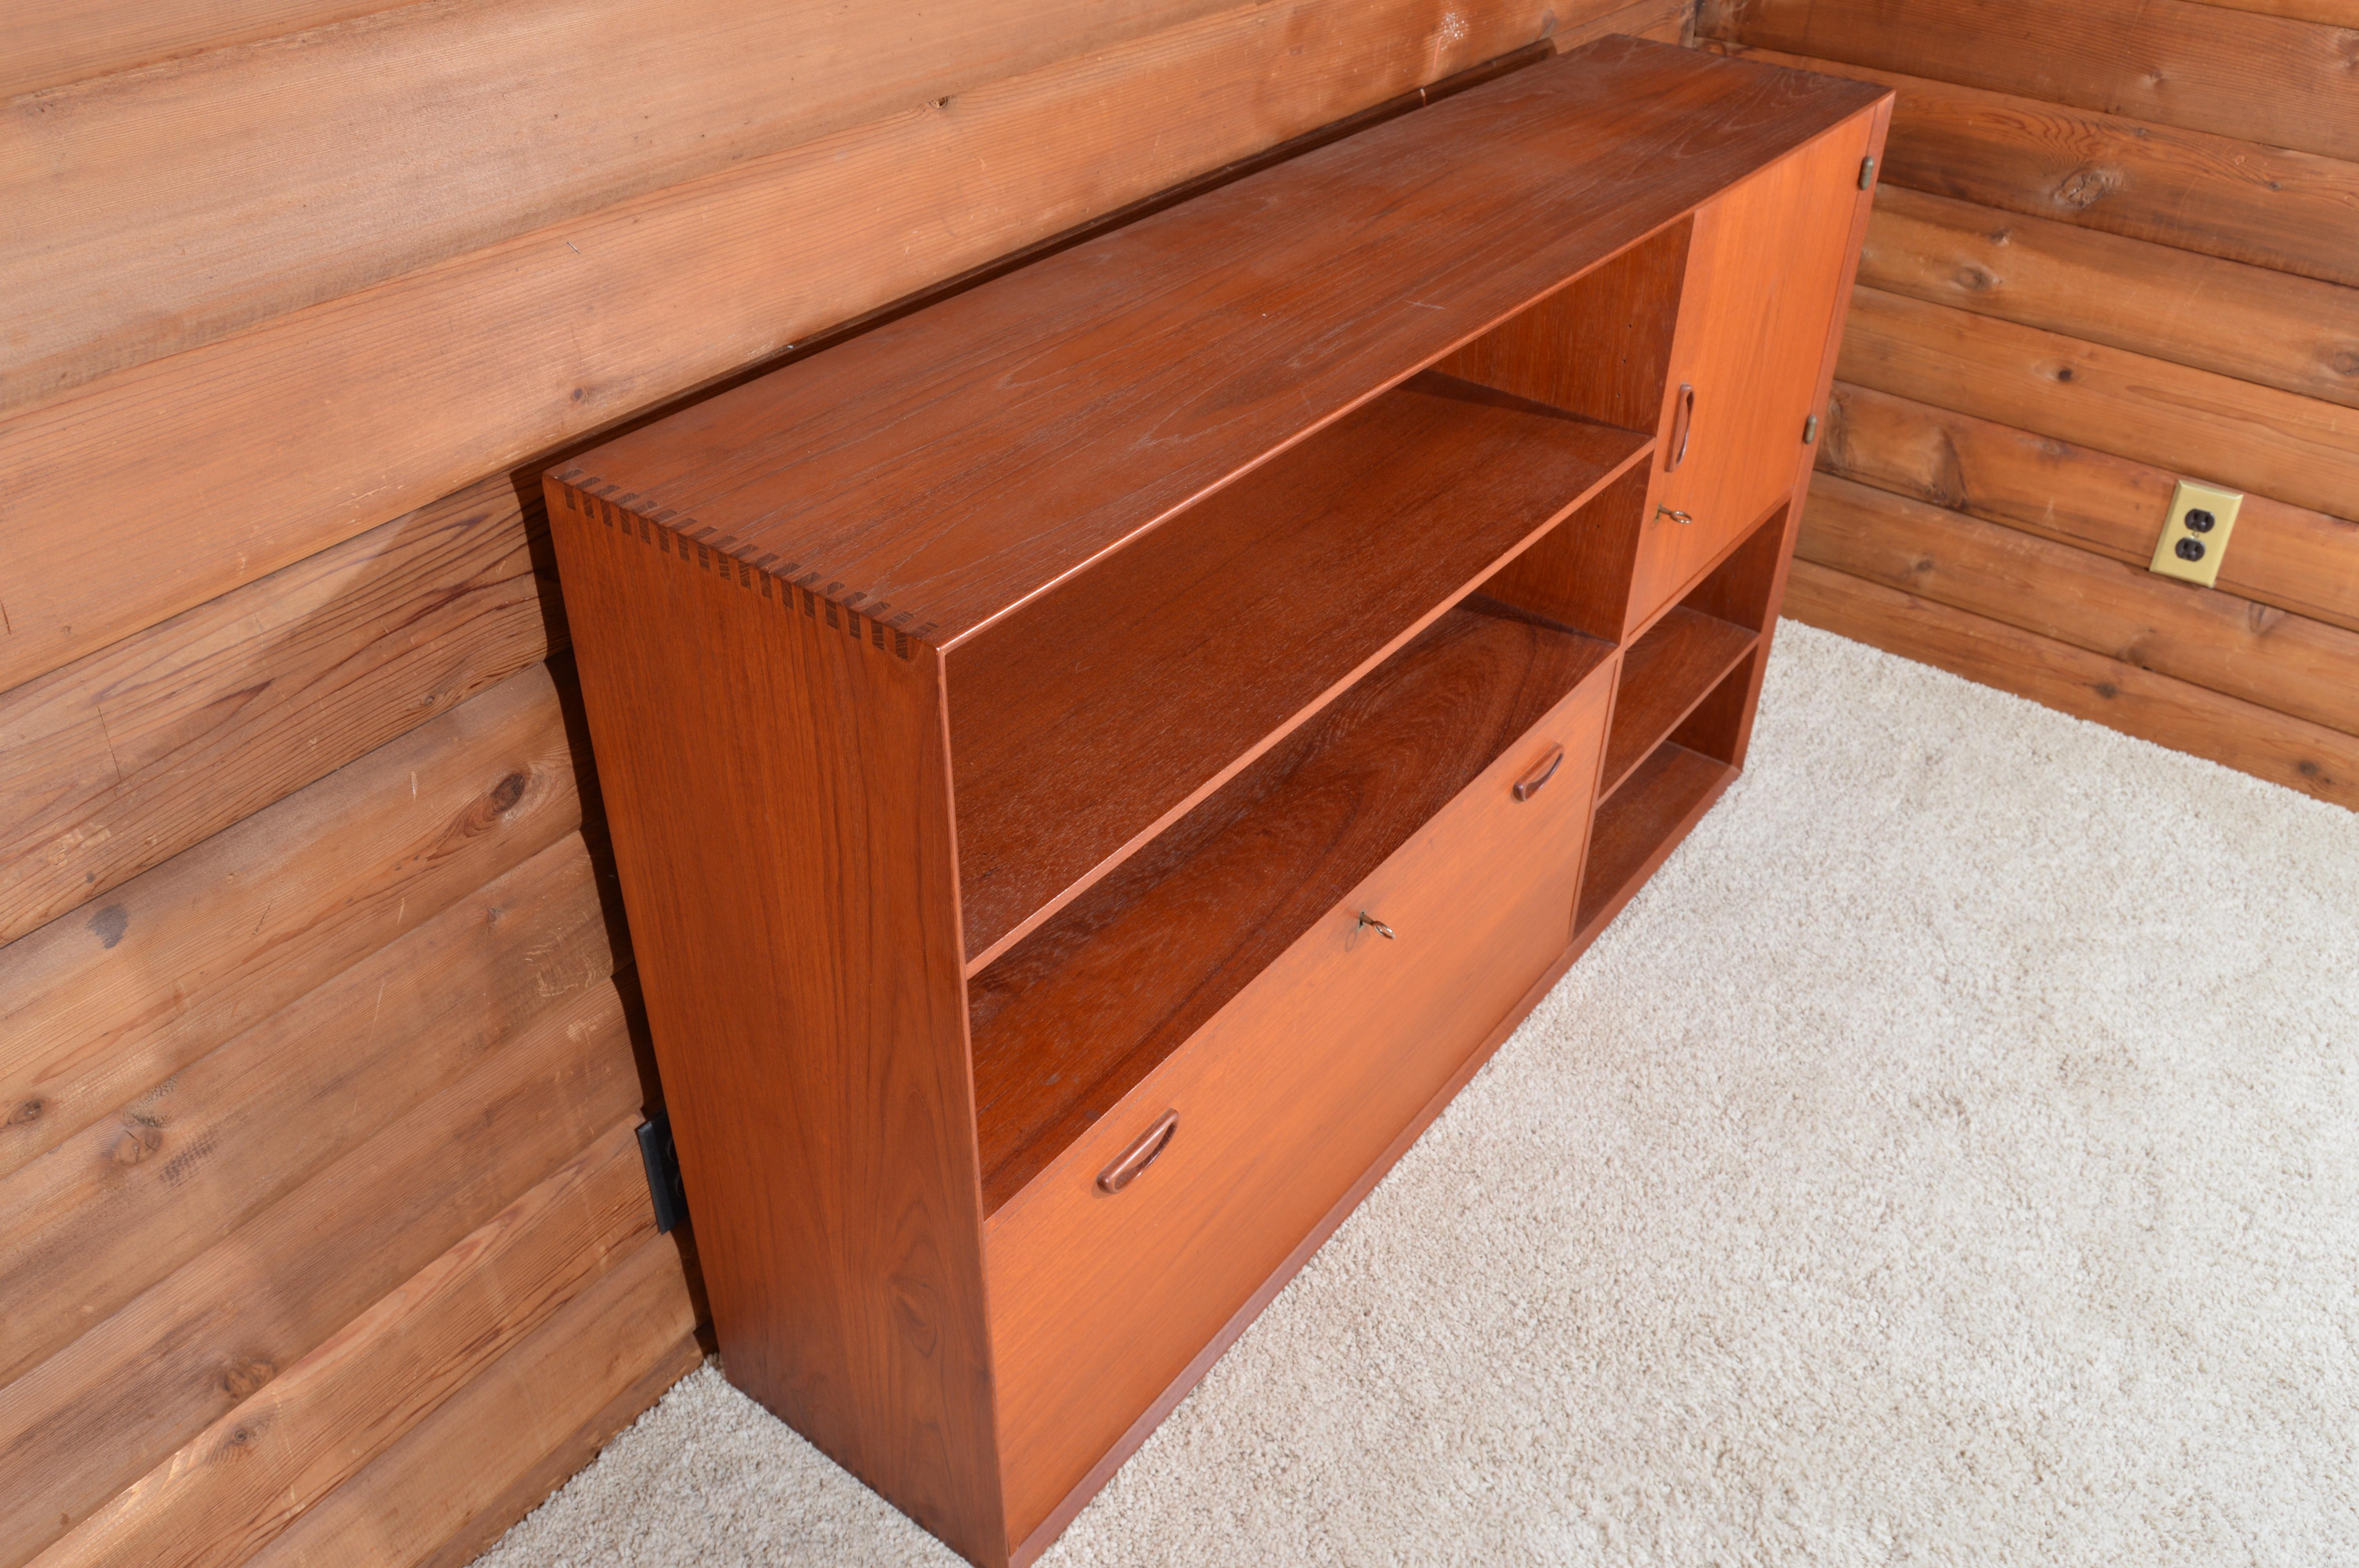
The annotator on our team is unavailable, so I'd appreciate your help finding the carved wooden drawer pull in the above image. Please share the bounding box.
[1096,1111,1179,1194]
[1513,745,1565,802]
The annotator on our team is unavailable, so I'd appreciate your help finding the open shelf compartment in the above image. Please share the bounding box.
[1576,643,1760,937]
[946,370,1650,970]
[1596,503,1784,796]
[967,593,1612,1213]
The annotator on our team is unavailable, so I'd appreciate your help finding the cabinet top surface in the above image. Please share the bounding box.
[556,36,1883,649]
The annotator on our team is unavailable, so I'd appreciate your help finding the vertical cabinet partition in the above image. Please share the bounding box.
[544,37,1889,1568]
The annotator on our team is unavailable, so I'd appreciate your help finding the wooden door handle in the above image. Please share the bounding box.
[1096,1111,1178,1194]
[1512,745,1565,801]
[1666,382,1695,472]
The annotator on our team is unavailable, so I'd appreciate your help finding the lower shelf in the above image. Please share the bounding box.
[1575,739,1736,936]
[1600,605,1756,795]
[967,593,1611,1212]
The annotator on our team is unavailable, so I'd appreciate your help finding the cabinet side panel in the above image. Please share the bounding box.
[543,481,1005,1563]
[1729,96,1893,768]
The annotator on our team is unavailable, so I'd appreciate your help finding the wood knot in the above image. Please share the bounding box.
[2053,166,2121,211]
[87,904,129,949]
[1953,264,1996,293]
[489,771,529,814]
[6,1099,41,1127]
[221,1359,276,1399]
[112,1125,164,1165]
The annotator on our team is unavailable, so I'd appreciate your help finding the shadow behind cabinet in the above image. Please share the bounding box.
[543,38,1888,1568]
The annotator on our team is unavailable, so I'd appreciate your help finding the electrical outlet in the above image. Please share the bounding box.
[2148,479,2243,588]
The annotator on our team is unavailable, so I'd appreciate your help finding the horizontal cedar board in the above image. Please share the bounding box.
[1697,0,2359,164]
[6,0,1257,407]
[1786,560,2359,811]
[1703,43,2359,291]
[0,978,642,1567]
[1799,473,2359,736]
[1859,186,2359,412]
[0,0,395,97]
[0,0,1673,697]
[243,1233,699,1568]
[566,37,1885,648]
[0,663,582,1181]
[0,473,553,944]
[1838,286,2359,524]
[1817,382,2359,633]
[949,374,1648,962]
[413,1336,702,1568]
[31,1119,656,1568]
[0,830,616,1389]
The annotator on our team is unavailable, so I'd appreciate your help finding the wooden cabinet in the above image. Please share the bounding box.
[543,37,1887,1568]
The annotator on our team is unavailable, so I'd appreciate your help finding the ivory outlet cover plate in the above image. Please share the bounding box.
[2149,479,2244,588]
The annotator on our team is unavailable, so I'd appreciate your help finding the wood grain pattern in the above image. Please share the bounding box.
[0,829,616,1388]
[1799,474,2359,735]
[547,484,1005,1561]
[242,1232,698,1568]
[565,38,1884,647]
[0,975,642,1566]
[0,0,1616,694]
[985,658,1613,1544]
[1601,608,1758,794]
[0,662,581,1181]
[0,0,398,97]
[949,372,1649,964]
[968,597,1613,1209]
[0,473,554,945]
[28,1118,655,1568]
[3,0,1275,406]
[1436,218,1691,436]
[1703,42,2359,291]
[1839,287,2359,523]
[1699,0,2359,163]
[1817,382,2359,634]
[1787,560,2359,810]
[1858,186,2359,412]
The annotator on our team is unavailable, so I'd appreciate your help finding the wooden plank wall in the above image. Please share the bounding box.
[0,2,1690,1565]
[1697,0,2359,809]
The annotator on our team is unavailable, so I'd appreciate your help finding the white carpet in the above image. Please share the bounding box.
[475,624,2359,1567]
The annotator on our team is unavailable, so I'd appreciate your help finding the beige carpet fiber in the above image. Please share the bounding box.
[476,624,2359,1566]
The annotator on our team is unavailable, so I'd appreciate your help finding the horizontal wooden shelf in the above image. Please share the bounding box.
[967,594,1612,1212]
[1599,606,1757,797]
[1576,739,1736,936]
[949,372,1650,967]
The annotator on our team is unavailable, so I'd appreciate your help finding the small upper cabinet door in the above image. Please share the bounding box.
[1631,121,1875,628]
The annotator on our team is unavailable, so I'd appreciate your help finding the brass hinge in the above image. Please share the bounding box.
[1802,413,1820,444]
[1858,155,1877,191]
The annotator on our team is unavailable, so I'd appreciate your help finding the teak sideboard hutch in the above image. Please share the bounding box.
[544,36,1889,1568]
